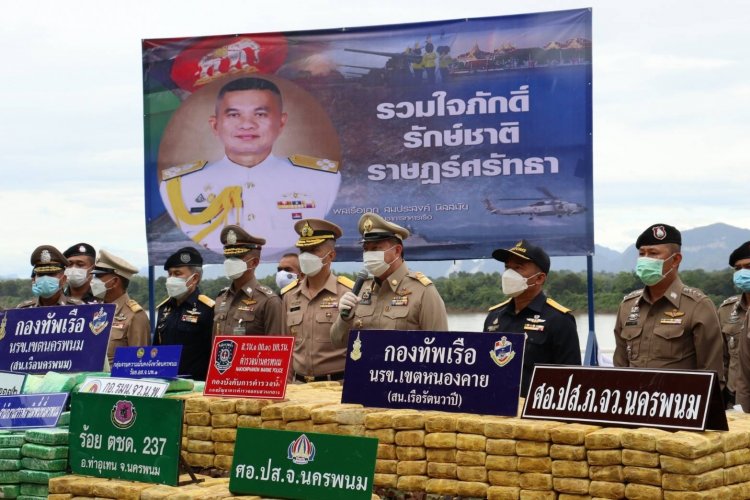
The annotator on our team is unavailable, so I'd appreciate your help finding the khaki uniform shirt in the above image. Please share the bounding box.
[107,293,151,364]
[613,278,724,384]
[213,277,283,338]
[732,295,750,411]
[16,294,82,308]
[330,262,448,347]
[718,295,747,394]
[282,273,353,378]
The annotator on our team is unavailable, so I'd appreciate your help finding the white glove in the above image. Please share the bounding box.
[339,291,360,319]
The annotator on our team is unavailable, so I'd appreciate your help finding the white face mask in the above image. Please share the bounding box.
[224,258,248,280]
[166,274,195,299]
[299,251,329,277]
[275,270,297,289]
[363,249,393,277]
[501,268,539,297]
[64,267,90,288]
[90,276,112,299]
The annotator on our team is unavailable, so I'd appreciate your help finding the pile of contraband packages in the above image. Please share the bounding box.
[12,381,750,499]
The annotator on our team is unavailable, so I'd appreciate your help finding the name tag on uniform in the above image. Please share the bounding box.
[360,291,372,305]
[290,306,301,312]
[238,306,254,312]
[112,322,125,329]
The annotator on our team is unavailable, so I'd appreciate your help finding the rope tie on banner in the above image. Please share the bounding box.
[165,178,243,244]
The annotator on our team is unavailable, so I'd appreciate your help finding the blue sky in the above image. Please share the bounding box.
[2,0,748,277]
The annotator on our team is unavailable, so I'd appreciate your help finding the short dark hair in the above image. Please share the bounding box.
[217,77,282,102]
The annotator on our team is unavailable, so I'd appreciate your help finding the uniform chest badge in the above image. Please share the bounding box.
[526,315,546,324]
[490,336,515,367]
[664,310,684,318]
[523,323,545,331]
[360,290,372,305]
[396,288,412,297]
[320,297,339,309]
[391,296,408,307]
[277,192,316,209]
[660,318,683,325]
[181,314,199,323]
[242,299,257,306]
[115,314,127,321]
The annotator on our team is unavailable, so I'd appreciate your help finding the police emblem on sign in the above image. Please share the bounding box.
[214,339,237,374]
[111,400,137,429]
[490,336,516,367]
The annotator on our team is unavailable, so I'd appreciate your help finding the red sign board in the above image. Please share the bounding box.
[204,336,293,399]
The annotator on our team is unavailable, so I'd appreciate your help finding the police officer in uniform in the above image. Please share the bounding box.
[281,219,353,382]
[17,245,82,308]
[331,213,448,347]
[154,247,215,380]
[63,242,98,304]
[613,224,724,385]
[213,225,283,337]
[726,242,750,411]
[159,77,341,256]
[90,249,151,364]
[483,240,580,397]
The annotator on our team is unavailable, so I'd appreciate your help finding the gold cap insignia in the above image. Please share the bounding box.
[363,218,373,232]
[227,230,237,245]
[41,249,51,264]
[301,221,314,238]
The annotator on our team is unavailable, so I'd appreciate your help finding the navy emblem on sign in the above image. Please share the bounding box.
[215,339,237,374]
[490,336,515,367]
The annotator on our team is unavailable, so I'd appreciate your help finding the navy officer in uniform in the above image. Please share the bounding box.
[154,247,215,380]
[483,240,581,397]
[331,213,448,347]
[63,242,98,304]
[281,219,353,382]
[213,225,284,337]
[159,77,341,257]
[18,245,82,308]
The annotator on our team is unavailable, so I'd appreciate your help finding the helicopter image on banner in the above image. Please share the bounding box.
[483,187,587,220]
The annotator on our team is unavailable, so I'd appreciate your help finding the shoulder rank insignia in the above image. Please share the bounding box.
[161,160,208,181]
[198,294,215,308]
[720,295,741,307]
[288,154,339,173]
[623,289,644,301]
[546,298,571,314]
[411,271,432,286]
[280,279,299,295]
[258,285,276,296]
[682,286,707,300]
[127,299,143,313]
[488,298,512,312]
[337,276,355,289]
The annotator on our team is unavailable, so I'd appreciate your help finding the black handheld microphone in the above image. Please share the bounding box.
[341,269,369,319]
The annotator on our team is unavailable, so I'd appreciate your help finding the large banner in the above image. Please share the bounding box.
[143,9,592,264]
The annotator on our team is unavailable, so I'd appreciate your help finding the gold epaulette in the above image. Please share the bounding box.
[127,299,143,313]
[337,276,355,289]
[288,154,340,173]
[411,271,433,286]
[161,160,208,181]
[720,295,741,308]
[546,297,571,314]
[198,294,215,308]
[488,298,512,312]
[280,280,299,295]
[156,297,170,309]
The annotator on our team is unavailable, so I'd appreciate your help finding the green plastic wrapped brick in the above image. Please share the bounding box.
[23,428,68,446]
[0,470,20,483]
[20,375,43,394]
[20,443,68,460]
[0,483,20,497]
[16,496,46,500]
[19,482,49,496]
[167,378,194,392]
[0,459,21,471]
[35,371,88,394]
[0,434,25,448]
[17,469,64,485]
[20,457,67,472]
[0,448,21,459]
[55,411,70,427]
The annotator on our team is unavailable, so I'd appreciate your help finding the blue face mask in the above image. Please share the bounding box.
[733,269,750,292]
[32,275,61,298]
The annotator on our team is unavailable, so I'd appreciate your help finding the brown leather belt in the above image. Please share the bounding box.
[295,372,345,383]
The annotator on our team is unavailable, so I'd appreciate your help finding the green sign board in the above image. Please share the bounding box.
[230,428,377,499]
[69,392,183,485]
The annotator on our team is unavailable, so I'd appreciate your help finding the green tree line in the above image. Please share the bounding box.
[0,269,737,313]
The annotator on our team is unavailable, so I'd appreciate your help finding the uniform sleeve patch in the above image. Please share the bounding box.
[623,289,643,301]
[720,295,741,307]
[288,154,339,173]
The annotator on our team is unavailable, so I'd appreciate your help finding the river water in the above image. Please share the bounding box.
[448,312,617,363]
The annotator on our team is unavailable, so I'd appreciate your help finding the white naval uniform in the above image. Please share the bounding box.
[159,154,341,256]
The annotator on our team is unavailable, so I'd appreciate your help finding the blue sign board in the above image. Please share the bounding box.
[0,393,69,429]
[111,345,182,379]
[0,304,115,373]
[341,330,525,416]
